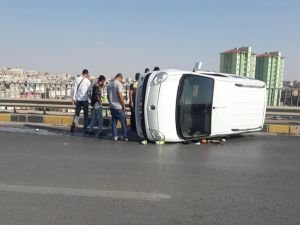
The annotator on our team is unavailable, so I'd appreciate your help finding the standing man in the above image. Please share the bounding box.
[153,66,160,71]
[70,69,91,133]
[88,75,106,136]
[129,73,140,131]
[107,73,128,141]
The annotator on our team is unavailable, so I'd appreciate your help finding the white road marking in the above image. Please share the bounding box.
[0,184,170,201]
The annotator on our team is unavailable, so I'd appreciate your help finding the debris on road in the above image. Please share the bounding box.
[155,140,165,145]
[141,140,148,145]
[209,139,221,144]
[200,139,208,144]
[182,141,192,144]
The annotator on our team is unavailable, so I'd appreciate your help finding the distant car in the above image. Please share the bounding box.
[135,66,267,142]
[272,116,282,120]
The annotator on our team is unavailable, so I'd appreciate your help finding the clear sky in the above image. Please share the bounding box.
[0,0,299,80]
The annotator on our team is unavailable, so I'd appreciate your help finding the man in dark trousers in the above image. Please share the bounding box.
[88,75,106,136]
[70,69,91,133]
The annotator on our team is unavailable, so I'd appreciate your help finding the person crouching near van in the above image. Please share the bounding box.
[70,69,91,134]
[129,73,140,132]
[107,73,128,141]
[88,75,106,136]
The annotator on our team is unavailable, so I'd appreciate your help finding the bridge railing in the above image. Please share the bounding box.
[0,98,132,118]
[0,81,75,99]
[279,88,300,107]
[0,81,132,101]
[1,98,300,118]
[1,82,299,107]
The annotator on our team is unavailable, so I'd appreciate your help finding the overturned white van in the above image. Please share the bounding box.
[135,66,267,142]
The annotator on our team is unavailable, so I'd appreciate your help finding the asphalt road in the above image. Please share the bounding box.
[0,127,299,225]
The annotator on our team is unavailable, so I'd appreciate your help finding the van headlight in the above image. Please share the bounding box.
[149,129,165,141]
[150,72,168,86]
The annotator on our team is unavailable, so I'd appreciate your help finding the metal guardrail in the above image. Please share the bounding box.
[1,98,300,115]
[267,106,300,113]
[0,81,132,101]
[280,88,300,107]
[1,82,299,107]
[0,82,74,99]
[0,98,131,116]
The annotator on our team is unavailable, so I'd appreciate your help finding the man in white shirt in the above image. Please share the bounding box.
[70,69,91,133]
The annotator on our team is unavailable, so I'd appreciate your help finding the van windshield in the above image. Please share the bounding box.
[176,75,214,139]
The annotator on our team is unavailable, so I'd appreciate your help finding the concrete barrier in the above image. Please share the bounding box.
[44,115,71,125]
[0,114,10,122]
[0,113,113,127]
[1,112,299,136]
[265,124,300,136]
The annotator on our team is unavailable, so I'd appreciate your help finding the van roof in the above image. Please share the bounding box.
[159,69,266,85]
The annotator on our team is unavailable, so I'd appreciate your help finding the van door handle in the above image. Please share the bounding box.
[213,106,227,109]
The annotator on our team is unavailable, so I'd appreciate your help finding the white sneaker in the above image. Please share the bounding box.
[113,136,118,141]
[124,138,129,142]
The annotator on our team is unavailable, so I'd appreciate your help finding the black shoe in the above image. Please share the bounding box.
[120,136,129,142]
[88,131,96,135]
[97,132,106,137]
[70,125,75,133]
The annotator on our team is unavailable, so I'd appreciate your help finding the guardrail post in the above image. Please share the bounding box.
[34,84,37,99]
[65,84,68,99]
[283,90,287,106]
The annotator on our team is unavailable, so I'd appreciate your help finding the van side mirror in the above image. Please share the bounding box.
[193,62,203,72]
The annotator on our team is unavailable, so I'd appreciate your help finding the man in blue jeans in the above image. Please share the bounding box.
[88,75,106,136]
[107,73,128,141]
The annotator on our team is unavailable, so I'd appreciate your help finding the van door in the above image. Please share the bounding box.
[176,75,214,139]
[210,81,232,134]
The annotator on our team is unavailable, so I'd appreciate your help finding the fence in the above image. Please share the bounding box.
[0,82,74,99]
[0,98,133,121]
[280,88,300,107]
[1,82,299,107]
[0,81,132,102]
